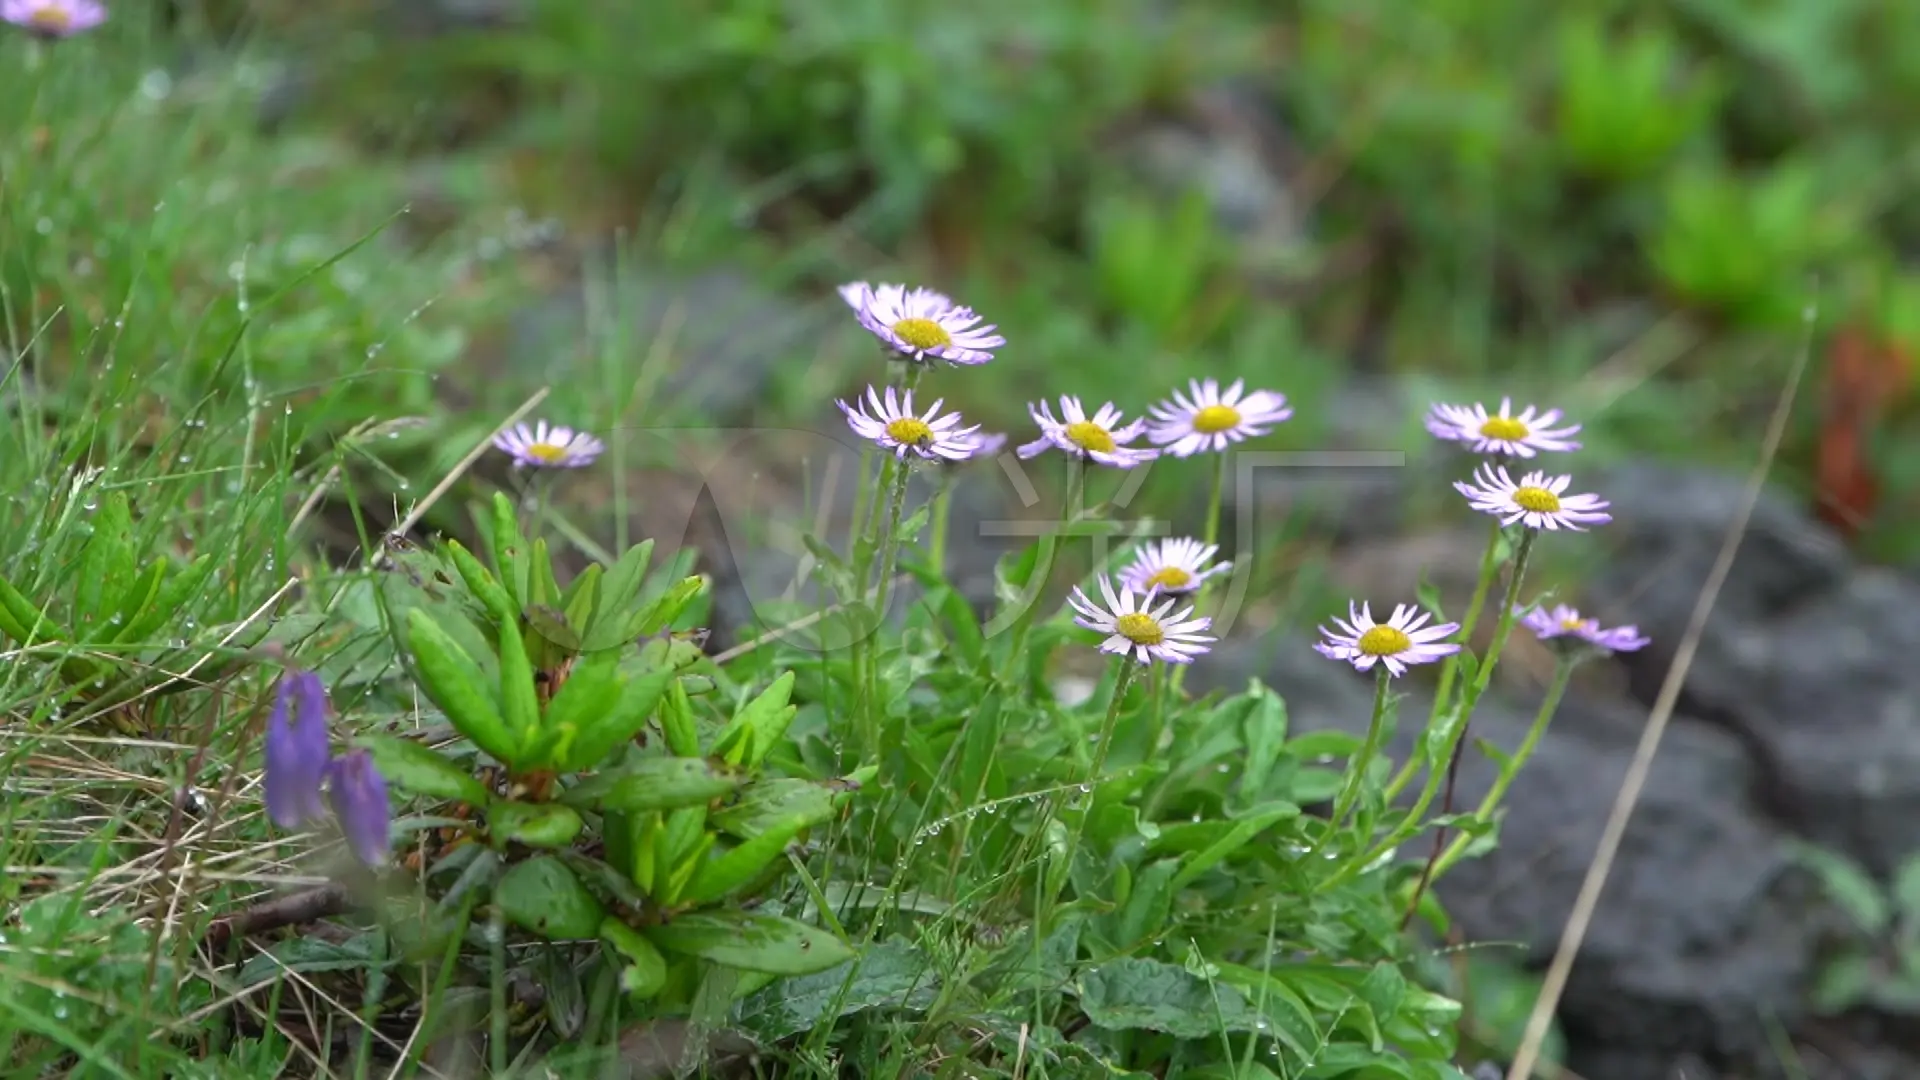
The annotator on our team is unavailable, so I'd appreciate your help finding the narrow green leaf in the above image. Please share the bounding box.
[445,539,516,625]
[102,559,165,642]
[645,912,854,976]
[489,492,528,608]
[488,800,585,849]
[1168,802,1300,893]
[74,492,136,636]
[405,608,518,766]
[356,733,489,806]
[496,616,541,745]
[710,778,842,841]
[681,818,810,905]
[600,918,668,1000]
[559,756,743,814]
[630,575,704,639]
[558,667,673,773]
[0,573,69,643]
[582,553,655,652]
[526,648,621,771]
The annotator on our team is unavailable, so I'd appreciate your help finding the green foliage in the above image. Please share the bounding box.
[1795,844,1920,1015]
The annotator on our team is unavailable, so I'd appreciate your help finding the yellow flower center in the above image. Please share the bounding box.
[29,6,71,28]
[1144,567,1193,591]
[1114,613,1164,646]
[1356,626,1412,656]
[1561,617,1588,631]
[891,317,952,352]
[1513,486,1561,513]
[1479,416,1530,442]
[526,442,569,463]
[884,417,933,446]
[1065,421,1116,454]
[1193,404,1242,434]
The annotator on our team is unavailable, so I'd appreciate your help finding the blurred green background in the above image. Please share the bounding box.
[26,0,1920,556]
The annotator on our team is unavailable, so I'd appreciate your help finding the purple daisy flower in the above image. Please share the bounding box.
[1520,603,1650,655]
[836,385,981,461]
[1118,537,1230,597]
[1314,601,1461,677]
[2,0,105,36]
[325,750,392,868]
[492,420,605,470]
[1426,398,1581,458]
[1145,378,1292,457]
[1455,463,1611,531]
[840,282,1004,365]
[1017,397,1159,469]
[1067,575,1216,665]
[959,430,1008,458]
[264,670,332,829]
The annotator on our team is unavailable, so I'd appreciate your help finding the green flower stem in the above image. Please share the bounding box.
[997,456,1084,686]
[871,456,915,620]
[1170,453,1231,698]
[1383,516,1506,803]
[930,472,954,579]
[1327,527,1538,897]
[1431,656,1574,880]
[1037,658,1139,927]
[1328,667,1392,831]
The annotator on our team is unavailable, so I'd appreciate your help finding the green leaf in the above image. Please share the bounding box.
[405,608,518,766]
[445,539,516,625]
[1792,841,1890,935]
[1168,802,1300,893]
[559,565,602,644]
[526,648,622,771]
[1078,958,1294,1045]
[583,540,654,652]
[600,918,668,1000]
[681,817,811,905]
[117,552,216,645]
[102,560,165,641]
[495,856,606,941]
[1895,853,1920,921]
[631,575,704,639]
[0,572,64,643]
[488,800,585,849]
[710,671,797,767]
[736,938,937,1042]
[559,756,743,814]
[525,604,579,655]
[710,778,842,841]
[488,492,529,608]
[645,912,854,976]
[74,492,136,636]
[1235,683,1288,808]
[496,617,542,746]
[558,667,673,773]
[356,733,489,806]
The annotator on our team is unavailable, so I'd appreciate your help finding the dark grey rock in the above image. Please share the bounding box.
[1438,698,1820,1080]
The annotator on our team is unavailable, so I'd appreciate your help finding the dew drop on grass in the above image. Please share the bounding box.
[177,455,191,465]
[35,218,52,235]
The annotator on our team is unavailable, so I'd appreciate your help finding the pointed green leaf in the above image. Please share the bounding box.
[118,551,214,644]
[558,756,743,814]
[103,559,165,641]
[495,856,605,941]
[582,540,654,652]
[74,492,136,636]
[406,608,518,766]
[356,733,489,806]
[645,911,854,976]
[488,800,584,849]
[488,492,528,608]
[496,616,541,745]
[558,666,673,773]
[445,539,515,625]
[1168,801,1300,894]
[681,817,810,905]
[0,572,65,643]
[710,778,843,841]
[711,671,797,767]
[525,648,621,771]
[630,575,704,639]
[559,564,602,644]
[600,917,668,1000]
